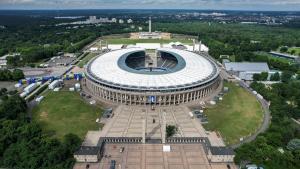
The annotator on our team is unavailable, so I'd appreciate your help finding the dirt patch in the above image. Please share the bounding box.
[40,111,48,119]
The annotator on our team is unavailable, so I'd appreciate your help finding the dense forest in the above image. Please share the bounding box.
[0,90,81,168]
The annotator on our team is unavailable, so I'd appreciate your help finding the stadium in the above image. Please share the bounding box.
[83,47,221,105]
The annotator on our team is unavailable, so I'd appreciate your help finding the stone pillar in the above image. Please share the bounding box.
[130,94,132,105]
[162,112,166,144]
[142,119,146,144]
[173,95,176,105]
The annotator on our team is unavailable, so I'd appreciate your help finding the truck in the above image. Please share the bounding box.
[24,83,39,94]
[257,94,264,100]
[35,96,44,103]
[48,80,60,90]
[20,92,27,98]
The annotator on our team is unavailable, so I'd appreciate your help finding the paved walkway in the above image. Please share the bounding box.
[74,144,237,169]
[81,104,225,147]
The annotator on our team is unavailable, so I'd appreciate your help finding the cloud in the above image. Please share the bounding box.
[0,0,299,10]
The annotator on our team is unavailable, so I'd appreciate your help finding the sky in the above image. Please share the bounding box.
[0,0,299,11]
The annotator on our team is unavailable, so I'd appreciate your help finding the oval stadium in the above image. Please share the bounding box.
[83,47,221,105]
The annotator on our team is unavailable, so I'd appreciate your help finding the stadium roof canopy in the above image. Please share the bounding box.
[87,48,219,90]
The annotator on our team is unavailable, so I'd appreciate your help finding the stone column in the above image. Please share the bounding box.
[130,94,132,105]
[173,95,176,105]
[162,112,166,144]
[142,119,146,144]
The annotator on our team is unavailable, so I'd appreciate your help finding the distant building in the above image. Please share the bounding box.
[119,19,124,24]
[111,18,117,23]
[224,62,280,81]
[0,56,7,69]
[241,22,258,24]
[56,16,118,26]
[89,16,97,22]
[127,19,133,24]
[0,53,20,69]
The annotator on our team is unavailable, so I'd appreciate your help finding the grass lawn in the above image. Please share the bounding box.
[77,52,97,68]
[32,91,102,139]
[103,38,193,44]
[288,47,300,56]
[203,82,263,145]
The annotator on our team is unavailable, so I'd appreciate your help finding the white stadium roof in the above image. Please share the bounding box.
[135,43,161,49]
[87,48,218,90]
[107,44,124,50]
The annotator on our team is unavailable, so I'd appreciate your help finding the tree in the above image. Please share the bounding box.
[281,71,294,83]
[12,69,24,81]
[6,56,19,67]
[166,125,177,138]
[260,72,269,81]
[280,46,288,53]
[0,95,27,120]
[63,133,82,153]
[253,74,261,81]
[270,72,280,81]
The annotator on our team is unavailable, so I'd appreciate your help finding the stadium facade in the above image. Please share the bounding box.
[83,47,221,105]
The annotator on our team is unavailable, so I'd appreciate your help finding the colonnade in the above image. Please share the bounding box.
[84,76,221,105]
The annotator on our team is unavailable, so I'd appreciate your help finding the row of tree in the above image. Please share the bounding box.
[253,71,299,82]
